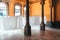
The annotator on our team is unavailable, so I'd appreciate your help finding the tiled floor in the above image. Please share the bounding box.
[0,27,60,40]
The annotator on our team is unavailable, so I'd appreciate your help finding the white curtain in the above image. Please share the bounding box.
[0,16,23,30]
[0,16,46,30]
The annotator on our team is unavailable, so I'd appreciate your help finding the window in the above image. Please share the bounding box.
[0,2,8,16]
[15,5,20,16]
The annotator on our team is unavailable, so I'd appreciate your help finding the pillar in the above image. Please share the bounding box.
[52,0,57,22]
[9,0,14,16]
[40,0,45,31]
[24,0,31,36]
[49,0,53,27]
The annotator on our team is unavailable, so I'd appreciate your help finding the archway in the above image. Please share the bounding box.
[15,4,21,16]
[0,2,8,16]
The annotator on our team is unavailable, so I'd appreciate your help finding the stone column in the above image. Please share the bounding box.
[40,0,45,31]
[49,0,53,27]
[24,0,31,36]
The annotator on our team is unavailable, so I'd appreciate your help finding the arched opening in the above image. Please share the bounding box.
[0,2,8,16]
[15,4,21,16]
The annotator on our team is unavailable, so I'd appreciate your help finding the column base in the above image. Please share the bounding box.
[50,21,52,27]
[40,23,45,31]
[24,24,31,36]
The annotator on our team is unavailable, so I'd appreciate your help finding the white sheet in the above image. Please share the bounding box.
[0,16,47,30]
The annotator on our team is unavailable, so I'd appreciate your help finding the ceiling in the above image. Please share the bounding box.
[20,0,40,4]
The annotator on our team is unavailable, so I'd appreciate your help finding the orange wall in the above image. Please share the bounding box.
[44,1,50,21]
[31,1,50,21]
[9,0,25,16]
[52,7,54,22]
[9,0,14,16]
[8,0,52,21]
[8,0,60,22]
[30,2,41,16]
[56,2,60,21]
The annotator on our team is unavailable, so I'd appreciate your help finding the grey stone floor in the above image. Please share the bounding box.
[0,26,60,40]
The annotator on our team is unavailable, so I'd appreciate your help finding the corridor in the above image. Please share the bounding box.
[0,0,60,40]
